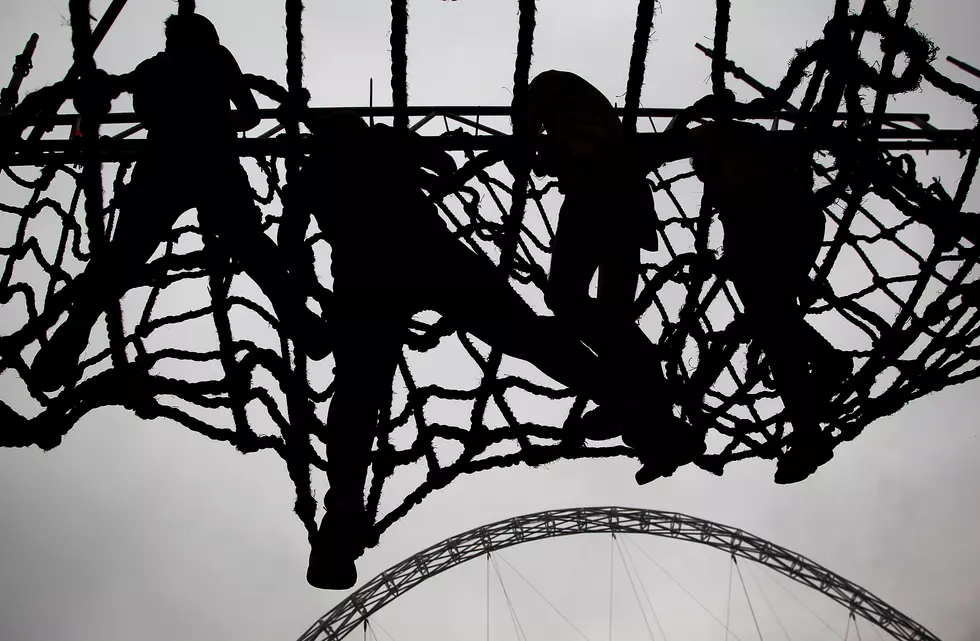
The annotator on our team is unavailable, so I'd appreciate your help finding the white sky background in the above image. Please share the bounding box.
[1,0,980,640]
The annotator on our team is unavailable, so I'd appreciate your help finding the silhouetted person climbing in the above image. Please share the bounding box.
[653,94,853,484]
[511,70,704,484]
[291,113,676,590]
[30,13,329,392]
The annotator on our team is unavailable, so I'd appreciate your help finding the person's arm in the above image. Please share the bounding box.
[407,132,457,178]
[219,46,260,133]
[630,127,701,174]
[429,148,508,199]
[505,79,549,178]
[128,56,163,127]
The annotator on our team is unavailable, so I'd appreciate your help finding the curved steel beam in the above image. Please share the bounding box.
[296,507,939,641]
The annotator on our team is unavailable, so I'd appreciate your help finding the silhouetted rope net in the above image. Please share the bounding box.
[1,0,979,549]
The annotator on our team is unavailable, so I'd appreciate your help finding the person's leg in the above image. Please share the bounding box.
[594,243,704,479]
[307,293,405,590]
[421,242,698,484]
[32,163,184,391]
[803,322,853,405]
[548,188,663,387]
[546,191,603,320]
[546,186,697,473]
[423,250,625,405]
[731,262,834,484]
[743,288,818,425]
[595,242,664,382]
[419,230,664,408]
[790,204,852,404]
[199,162,330,360]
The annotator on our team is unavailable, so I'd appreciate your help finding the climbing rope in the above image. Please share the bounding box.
[0,0,978,552]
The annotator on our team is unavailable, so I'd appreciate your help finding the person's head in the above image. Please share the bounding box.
[521,70,587,134]
[164,13,220,51]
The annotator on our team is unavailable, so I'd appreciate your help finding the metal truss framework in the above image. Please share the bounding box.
[4,106,973,167]
[298,506,939,641]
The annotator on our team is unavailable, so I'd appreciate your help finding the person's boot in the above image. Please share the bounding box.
[601,403,707,485]
[628,418,707,485]
[697,455,726,477]
[773,429,836,485]
[306,496,367,590]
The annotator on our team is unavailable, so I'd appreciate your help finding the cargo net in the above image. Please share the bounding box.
[1,3,979,543]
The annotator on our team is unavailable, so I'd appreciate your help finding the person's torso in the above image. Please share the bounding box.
[693,122,814,217]
[134,48,239,151]
[305,128,453,284]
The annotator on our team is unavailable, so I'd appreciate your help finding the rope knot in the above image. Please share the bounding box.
[72,68,114,120]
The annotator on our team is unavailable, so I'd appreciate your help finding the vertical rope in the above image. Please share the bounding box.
[282,0,317,541]
[867,0,912,131]
[470,0,536,430]
[70,0,129,374]
[178,0,196,15]
[391,0,409,129]
[503,0,536,267]
[70,1,94,76]
[286,0,305,110]
[70,0,104,248]
[711,0,732,96]
[466,0,536,441]
[813,0,874,129]
[622,0,656,137]
[794,0,850,130]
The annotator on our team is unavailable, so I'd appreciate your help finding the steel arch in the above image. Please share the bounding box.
[296,507,940,641]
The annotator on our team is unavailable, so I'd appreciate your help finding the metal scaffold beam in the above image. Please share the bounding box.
[3,106,970,167]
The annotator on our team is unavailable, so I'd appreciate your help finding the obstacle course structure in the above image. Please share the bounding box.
[1,0,978,554]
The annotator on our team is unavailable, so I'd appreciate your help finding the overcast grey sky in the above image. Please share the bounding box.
[2,1,980,641]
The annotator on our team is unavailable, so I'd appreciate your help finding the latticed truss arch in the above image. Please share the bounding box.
[298,506,939,641]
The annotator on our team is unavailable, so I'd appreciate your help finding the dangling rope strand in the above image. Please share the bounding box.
[867,0,913,131]
[70,0,129,376]
[502,0,536,268]
[69,0,95,74]
[711,0,732,96]
[795,0,850,129]
[391,0,409,129]
[281,0,318,539]
[462,0,537,439]
[623,0,657,137]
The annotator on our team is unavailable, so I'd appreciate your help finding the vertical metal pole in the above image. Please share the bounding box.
[0,34,39,116]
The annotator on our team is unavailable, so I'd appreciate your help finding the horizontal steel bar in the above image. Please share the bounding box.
[2,130,971,167]
[19,105,932,128]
